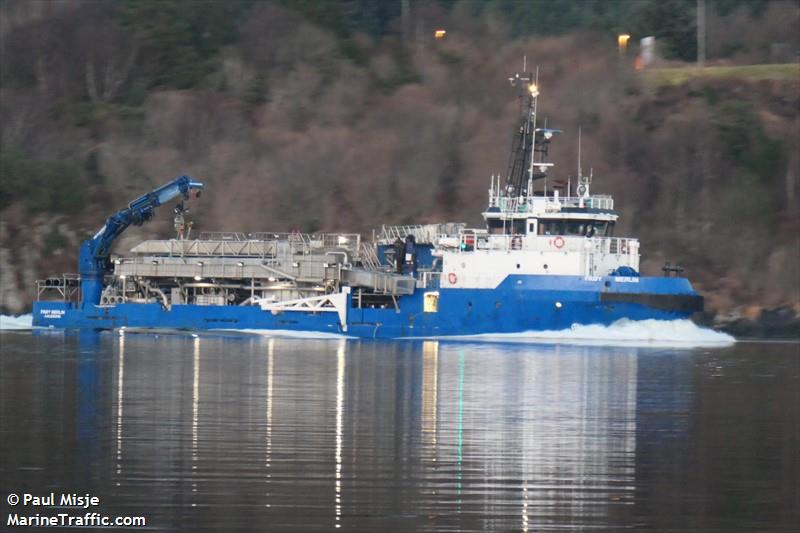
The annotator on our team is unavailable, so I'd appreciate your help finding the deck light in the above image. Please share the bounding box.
[194,275,202,281]
[434,29,446,39]
[528,83,539,97]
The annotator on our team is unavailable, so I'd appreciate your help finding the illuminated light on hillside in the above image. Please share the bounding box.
[618,34,631,53]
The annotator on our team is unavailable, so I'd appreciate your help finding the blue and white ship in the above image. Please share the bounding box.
[33,70,702,338]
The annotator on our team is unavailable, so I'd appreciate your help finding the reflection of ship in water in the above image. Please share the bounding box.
[429,343,640,530]
[97,335,694,530]
[9,331,794,532]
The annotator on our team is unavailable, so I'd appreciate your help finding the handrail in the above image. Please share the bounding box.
[490,194,614,213]
[375,223,466,244]
[36,274,81,302]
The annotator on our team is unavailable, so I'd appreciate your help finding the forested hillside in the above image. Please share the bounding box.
[1,0,798,328]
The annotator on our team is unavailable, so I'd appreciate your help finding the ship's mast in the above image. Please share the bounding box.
[528,67,539,196]
[505,66,535,197]
[504,62,558,200]
[577,126,582,195]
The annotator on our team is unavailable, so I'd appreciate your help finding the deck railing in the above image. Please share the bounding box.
[36,274,81,302]
[133,233,361,260]
[419,271,441,289]
[375,223,466,244]
[489,194,614,213]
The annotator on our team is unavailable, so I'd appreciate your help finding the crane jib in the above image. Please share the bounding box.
[78,175,205,307]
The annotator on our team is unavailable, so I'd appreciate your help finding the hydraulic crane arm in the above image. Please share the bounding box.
[79,175,204,307]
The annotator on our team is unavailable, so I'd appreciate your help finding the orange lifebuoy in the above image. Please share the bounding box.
[447,272,458,285]
[553,236,565,249]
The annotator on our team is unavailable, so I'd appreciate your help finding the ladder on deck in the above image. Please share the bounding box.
[359,243,383,270]
[381,224,427,241]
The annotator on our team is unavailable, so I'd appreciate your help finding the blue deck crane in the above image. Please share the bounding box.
[78,176,204,307]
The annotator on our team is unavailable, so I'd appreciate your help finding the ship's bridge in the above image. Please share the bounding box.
[433,190,638,287]
[486,190,614,215]
[483,191,618,238]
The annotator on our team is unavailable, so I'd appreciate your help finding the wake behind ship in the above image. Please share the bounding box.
[33,70,702,338]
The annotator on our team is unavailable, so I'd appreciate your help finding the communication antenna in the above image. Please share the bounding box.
[577,125,582,185]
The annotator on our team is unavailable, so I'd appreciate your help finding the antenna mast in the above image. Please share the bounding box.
[504,60,558,199]
[578,125,582,184]
[528,67,539,195]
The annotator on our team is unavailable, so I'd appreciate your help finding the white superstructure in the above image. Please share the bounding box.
[437,68,640,290]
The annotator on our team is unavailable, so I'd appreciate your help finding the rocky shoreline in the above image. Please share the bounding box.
[700,306,800,340]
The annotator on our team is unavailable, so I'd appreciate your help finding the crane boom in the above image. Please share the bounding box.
[78,175,204,307]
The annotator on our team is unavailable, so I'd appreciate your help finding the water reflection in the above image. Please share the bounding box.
[102,336,641,530]
[265,338,273,495]
[191,336,199,503]
[77,332,102,474]
[115,332,124,484]
[2,332,795,531]
[334,339,345,529]
[429,343,639,530]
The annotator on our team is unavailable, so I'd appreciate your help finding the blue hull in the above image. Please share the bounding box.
[32,275,702,339]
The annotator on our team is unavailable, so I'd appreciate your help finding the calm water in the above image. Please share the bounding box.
[0,331,797,532]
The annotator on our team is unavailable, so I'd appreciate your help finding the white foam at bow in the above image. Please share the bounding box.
[0,314,34,330]
[2,314,736,347]
[430,319,735,347]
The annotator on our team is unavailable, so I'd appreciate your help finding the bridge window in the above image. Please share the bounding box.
[487,219,505,235]
[487,219,526,235]
[537,220,612,237]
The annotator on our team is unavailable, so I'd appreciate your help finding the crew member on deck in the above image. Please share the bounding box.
[403,235,418,276]
[393,238,404,274]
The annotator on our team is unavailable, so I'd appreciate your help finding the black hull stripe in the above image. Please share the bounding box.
[599,292,704,313]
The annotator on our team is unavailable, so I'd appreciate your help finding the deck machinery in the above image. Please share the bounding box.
[106,231,416,309]
[35,178,421,333]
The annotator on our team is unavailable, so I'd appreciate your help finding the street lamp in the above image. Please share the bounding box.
[618,34,631,54]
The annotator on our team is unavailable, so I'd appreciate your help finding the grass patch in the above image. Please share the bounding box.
[645,63,800,86]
